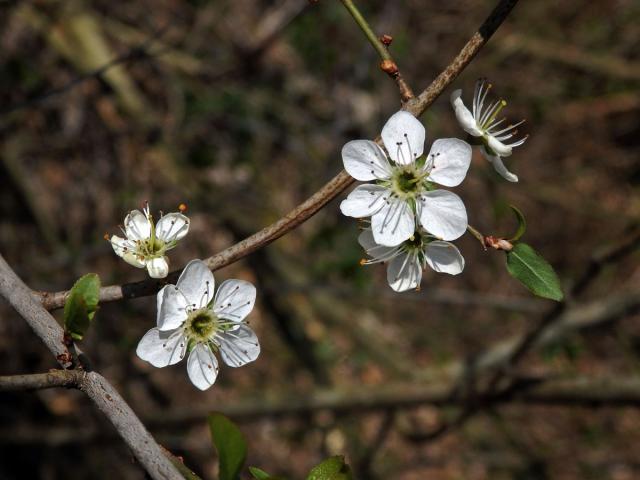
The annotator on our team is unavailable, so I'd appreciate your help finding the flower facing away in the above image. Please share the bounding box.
[450,79,528,182]
[340,111,472,247]
[109,202,189,278]
[358,228,464,292]
[136,259,260,390]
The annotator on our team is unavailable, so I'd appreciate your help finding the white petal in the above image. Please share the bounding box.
[342,140,392,181]
[486,134,512,157]
[218,324,260,367]
[481,146,518,182]
[450,89,483,137]
[418,190,467,241]
[371,199,415,247]
[339,184,388,218]
[124,210,151,241]
[213,279,256,322]
[357,229,397,260]
[426,138,472,187]
[187,343,219,390]
[136,328,186,368]
[176,259,215,309]
[156,213,190,242]
[111,235,145,268]
[381,111,425,165]
[386,252,422,292]
[425,241,465,275]
[156,285,189,331]
[146,256,169,279]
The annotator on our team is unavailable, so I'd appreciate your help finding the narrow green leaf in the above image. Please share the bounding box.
[507,205,527,242]
[506,243,563,301]
[306,456,353,480]
[249,467,288,480]
[249,467,272,480]
[63,273,101,340]
[208,412,247,480]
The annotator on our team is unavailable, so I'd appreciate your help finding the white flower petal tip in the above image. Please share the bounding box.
[342,140,392,181]
[359,228,465,292]
[187,344,219,390]
[426,138,472,187]
[418,190,468,241]
[147,256,169,278]
[481,146,519,182]
[108,202,190,277]
[177,259,215,308]
[381,111,425,165]
[219,324,261,367]
[136,328,186,368]
[339,184,387,219]
[425,241,465,275]
[137,263,259,391]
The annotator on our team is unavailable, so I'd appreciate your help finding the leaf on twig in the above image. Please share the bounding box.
[506,243,563,301]
[63,273,101,341]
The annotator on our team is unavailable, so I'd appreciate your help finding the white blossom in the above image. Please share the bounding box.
[110,202,189,278]
[358,228,464,292]
[136,259,260,391]
[450,79,527,182]
[340,111,472,247]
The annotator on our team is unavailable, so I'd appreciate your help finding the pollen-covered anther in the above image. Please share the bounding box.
[178,203,188,213]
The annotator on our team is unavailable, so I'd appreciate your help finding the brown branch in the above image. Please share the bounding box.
[40,0,521,311]
[138,375,640,425]
[0,255,182,480]
[0,370,84,392]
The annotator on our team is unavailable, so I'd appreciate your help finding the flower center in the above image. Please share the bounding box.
[391,167,427,197]
[185,308,219,343]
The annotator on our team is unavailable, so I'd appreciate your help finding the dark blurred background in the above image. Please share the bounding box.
[0,0,639,478]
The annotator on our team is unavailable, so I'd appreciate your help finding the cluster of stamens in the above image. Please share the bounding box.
[473,79,528,152]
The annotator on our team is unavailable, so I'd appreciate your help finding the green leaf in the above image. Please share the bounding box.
[506,243,563,301]
[208,412,247,480]
[507,205,527,242]
[63,273,101,341]
[249,467,287,480]
[249,467,272,480]
[306,456,353,480]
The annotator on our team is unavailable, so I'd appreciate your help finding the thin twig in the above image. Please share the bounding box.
[39,0,521,311]
[340,0,414,101]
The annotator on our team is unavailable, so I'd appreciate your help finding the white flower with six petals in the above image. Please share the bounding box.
[110,202,189,278]
[340,111,472,247]
[136,259,260,391]
[358,228,464,292]
[450,79,527,182]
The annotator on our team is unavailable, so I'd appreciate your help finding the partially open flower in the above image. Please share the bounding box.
[340,111,472,247]
[109,202,189,278]
[450,79,527,182]
[136,259,260,390]
[358,228,464,292]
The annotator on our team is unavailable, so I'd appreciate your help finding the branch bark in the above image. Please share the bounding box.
[40,0,521,311]
[0,255,182,480]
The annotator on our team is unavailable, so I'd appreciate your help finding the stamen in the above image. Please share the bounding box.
[481,99,507,129]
